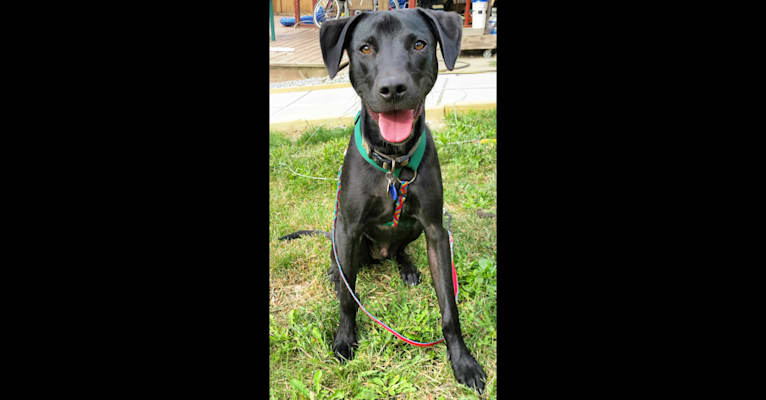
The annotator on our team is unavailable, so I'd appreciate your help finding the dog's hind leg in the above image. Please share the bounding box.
[395,249,421,286]
[328,236,373,290]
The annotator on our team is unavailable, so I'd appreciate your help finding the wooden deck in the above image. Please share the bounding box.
[269,18,347,68]
[461,28,497,52]
[269,19,494,68]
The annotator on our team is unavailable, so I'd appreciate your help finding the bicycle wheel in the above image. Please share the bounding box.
[314,0,341,28]
[373,0,401,11]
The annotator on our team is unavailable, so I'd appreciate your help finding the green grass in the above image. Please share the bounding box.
[270,109,497,399]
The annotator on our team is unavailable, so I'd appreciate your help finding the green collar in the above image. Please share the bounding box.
[354,111,426,179]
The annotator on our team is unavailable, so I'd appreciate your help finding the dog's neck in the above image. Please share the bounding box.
[360,104,425,158]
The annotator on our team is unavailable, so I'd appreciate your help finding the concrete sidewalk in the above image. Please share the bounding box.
[269,71,496,132]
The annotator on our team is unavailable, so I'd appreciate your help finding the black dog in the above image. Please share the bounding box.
[280,9,486,392]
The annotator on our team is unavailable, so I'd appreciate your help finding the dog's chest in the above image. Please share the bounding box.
[361,189,421,257]
[366,182,419,223]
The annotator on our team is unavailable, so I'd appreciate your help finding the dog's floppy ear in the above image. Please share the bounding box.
[416,9,463,71]
[319,14,367,79]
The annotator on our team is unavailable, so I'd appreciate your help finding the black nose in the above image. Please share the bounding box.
[377,76,408,100]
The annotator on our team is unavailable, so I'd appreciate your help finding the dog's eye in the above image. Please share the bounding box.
[414,40,426,50]
[360,45,372,54]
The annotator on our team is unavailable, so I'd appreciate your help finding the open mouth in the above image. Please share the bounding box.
[367,104,424,143]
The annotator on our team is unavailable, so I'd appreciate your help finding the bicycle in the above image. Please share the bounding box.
[313,0,402,28]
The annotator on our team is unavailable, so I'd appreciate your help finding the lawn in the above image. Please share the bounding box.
[269,109,497,399]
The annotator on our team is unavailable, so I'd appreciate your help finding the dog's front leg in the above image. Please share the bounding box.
[424,222,487,393]
[331,216,363,361]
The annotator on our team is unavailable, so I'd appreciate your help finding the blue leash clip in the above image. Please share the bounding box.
[388,184,398,201]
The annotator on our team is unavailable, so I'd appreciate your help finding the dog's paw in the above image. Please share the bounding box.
[333,332,357,362]
[327,265,339,283]
[450,351,487,393]
[399,268,421,286]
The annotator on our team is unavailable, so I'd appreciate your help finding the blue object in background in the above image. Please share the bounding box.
[279,2,406,27]
[279,15,316,26]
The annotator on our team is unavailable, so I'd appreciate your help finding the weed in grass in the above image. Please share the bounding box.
[270,109,496,399]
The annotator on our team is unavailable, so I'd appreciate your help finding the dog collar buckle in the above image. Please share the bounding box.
[373,151,411,172]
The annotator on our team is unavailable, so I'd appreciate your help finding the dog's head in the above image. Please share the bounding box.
[320,9,462,145]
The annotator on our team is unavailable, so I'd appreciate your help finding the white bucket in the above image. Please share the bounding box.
[471,0,488,30]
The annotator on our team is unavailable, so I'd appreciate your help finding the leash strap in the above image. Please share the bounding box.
[392,180,410,228]
[332,166,459,347]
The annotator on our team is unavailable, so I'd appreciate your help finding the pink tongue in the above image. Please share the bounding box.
[378,109,414,143]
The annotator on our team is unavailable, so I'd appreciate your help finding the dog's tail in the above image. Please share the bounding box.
[278,230,331,241]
